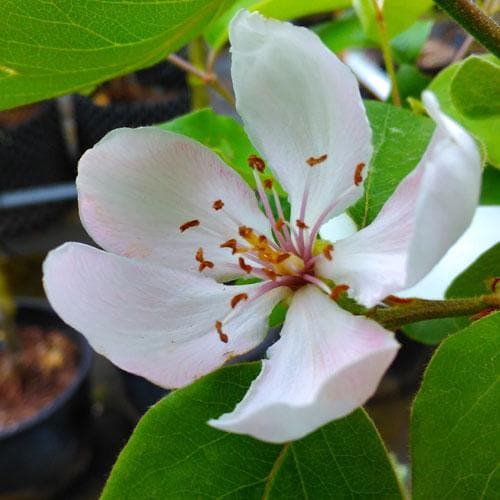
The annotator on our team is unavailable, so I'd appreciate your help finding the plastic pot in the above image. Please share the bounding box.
[0,299,93,498]
[0,102,75,238]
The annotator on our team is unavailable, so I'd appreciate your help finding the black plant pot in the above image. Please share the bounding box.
[0,102,75,238]
[74,86,190,154]
[0,299,93,498]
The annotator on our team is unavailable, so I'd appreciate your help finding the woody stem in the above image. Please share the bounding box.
[365,294,500,330]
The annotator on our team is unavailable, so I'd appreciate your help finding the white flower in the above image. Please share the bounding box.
[43,10,481,443]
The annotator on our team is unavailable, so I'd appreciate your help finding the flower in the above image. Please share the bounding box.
[43,10,481,443]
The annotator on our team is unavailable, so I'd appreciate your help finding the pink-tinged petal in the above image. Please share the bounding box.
[229,10,372,227]
[209,285,399,443]
[43,243,290,388]
[77,127,272,281]
[316,92,482,307]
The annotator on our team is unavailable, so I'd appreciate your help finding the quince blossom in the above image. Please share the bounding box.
[43,11,481,443]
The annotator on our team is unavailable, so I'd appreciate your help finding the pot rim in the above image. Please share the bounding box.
[0,297,93,440]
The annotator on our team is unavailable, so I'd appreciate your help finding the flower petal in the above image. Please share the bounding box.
[209,285,399,443]
[229,10,372,227]
[77,127,272,281]
[317,92,482,307]
[43,242,290,388]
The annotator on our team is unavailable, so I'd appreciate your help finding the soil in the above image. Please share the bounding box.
[0,325,79,431]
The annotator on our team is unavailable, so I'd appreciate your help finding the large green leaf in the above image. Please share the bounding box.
[451,56,500,119]
[103,363,404,499]
[349,100,435,228]
[411,312,500,499]
[353,0,433,42]
[204,0,351,51]
[0,0,233,110]
[403,243,500,345]
[428,55,500,168]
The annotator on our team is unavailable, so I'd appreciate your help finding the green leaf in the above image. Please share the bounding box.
[451,56,500,119]
[390,20,433,64]
[403,243,500,344]
[349,100,435,228]
[204,0,351,51]
[103,363,403,499]
[428,55,500,168]
[0,0,232,110]
[353,0,433,42]
[316,11,375,53]
[394,64,432,105]
[411,312,500,499]
[481,166,500,205]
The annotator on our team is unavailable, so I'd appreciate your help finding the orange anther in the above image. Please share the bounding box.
[263,268,278,281]
[322,243,334,261]
[354,162,365,186]
[275,218,285,231]
[296,219,309,229]
[263,178,273,189]
[212,199,224,210]
[330,284,349,300]
[230,293,249,308]
[220,239,238,254]
[179,219,200,232]
[239,225,253,239]
[306,153,328,166]
[238,257,253,274]
[276,252,291,263]
[215,320,229,343]
[195,247,204,262]
[247,154,265,172]
[198,260,214,272]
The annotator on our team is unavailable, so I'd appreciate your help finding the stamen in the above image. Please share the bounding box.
[247,154,266,172]
[306,153,328,166]
[195,247,204,262]
[220,238,238,253]
[263,178,273,189]
[354,162,365,186]
[322,243,334,261]
[302,274,332,295]
[330,284,349,301]
[238,257,253,274]
[212,199,224,210]
[263,268,278,281]
[276,252,291,263]
[296,219,309,229]
[239,226,253,239]
[215,320,229,343]
[271,187,294,252]
[179,219,200,232]
[230,293,249,308]
[198,260,214,272]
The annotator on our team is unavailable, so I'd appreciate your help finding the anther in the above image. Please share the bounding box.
[296,219,309,229]
[220,238,238,254]
[195,247,204,263]
[322,244,334,261]
[212,199,224,210]
[198,260,214,272]
[179,219,200,232]
[215,320,229,343]
[330,284,349,300]
[276,252,291,263]
[247,154,266,172]
[275,218,285,231]
[306,153,328,166]
[238,225,253,239]
[263,268,278,281]
[231,293,249,309]
[263,178,273,189]
[238,257,253,274]
[354,162,365,186]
